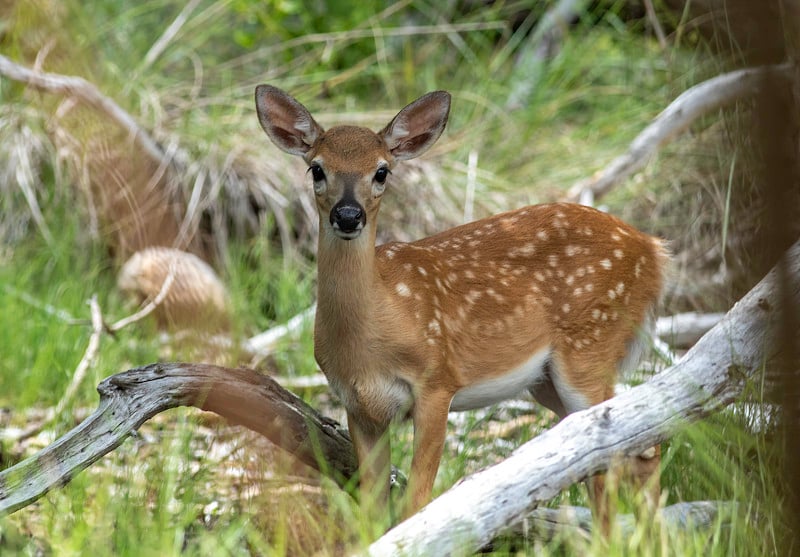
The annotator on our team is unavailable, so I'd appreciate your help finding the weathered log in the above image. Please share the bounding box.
[0,363,356,516]
[365,239,799,556]
[514,501,738,544]
[656,312,725,348]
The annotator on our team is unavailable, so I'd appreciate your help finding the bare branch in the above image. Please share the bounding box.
[0,363,356,516]
[0,54,169,169]
[109,265,176,332]
[656,312,726,349]
[566,63,794,203]
[7,295,105,442]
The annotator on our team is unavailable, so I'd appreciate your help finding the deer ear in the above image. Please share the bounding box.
[380,91,450,161]
[255,85,324,157]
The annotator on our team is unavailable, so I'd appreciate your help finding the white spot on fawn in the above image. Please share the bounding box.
[396,283,411,297]
[616,282,625,295]
[600,259,612,270]
[562,303,570,314]
[548,254,558,267]
[565,245,579,257]
[510,243,536,257]
[614,249,624,259]
[536,230,548,241]
[418,266,428,276]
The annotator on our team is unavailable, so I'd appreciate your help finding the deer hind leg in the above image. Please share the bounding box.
[549,349,662,536]
[547,351,622,537]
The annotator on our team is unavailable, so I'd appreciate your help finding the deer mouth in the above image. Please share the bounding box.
[332,224,364,240]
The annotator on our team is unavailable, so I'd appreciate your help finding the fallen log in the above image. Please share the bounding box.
[656,311,725,348]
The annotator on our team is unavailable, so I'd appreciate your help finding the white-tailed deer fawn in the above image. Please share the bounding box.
[255,85,668,526]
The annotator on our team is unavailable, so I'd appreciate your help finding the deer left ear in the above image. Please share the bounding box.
[380,91,450,161]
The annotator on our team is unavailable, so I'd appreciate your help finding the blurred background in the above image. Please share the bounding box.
[0,0,797,554]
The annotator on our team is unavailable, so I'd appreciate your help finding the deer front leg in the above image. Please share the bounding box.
[403,389,453,519]
[347,411,391,518]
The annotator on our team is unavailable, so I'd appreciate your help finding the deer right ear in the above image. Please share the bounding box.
[255,85,324,157]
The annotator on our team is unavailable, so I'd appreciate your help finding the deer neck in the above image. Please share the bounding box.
[315,222,383,342]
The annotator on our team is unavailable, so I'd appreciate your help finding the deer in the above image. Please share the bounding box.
[254,85,668,529]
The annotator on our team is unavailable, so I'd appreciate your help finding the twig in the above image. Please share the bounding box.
[3,269,175,443]
[243,304,316,357]
[0,54,169,169]
[643,0,668,50]
[463,150,478,223]
[109,266,175,332]
[565,63,794,203]
[9,295,105,441]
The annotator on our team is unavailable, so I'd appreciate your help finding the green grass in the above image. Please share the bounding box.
[0,0,789,554]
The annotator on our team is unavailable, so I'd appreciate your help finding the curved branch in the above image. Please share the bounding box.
[0,363,356,516]
[566,63,794,202]
[0,54,169,169]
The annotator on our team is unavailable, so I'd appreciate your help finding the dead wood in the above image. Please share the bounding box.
[0,54,168,169]
[565,63,794,203]
[0,363,356,516]
[656,311,725,348]
[512,501,738,544]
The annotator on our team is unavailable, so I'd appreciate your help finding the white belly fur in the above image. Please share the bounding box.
[450,348,550,411]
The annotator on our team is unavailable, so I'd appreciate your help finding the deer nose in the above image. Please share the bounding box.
[330,203,365,238]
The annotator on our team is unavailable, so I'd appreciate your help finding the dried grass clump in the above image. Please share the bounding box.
[118,246,230,332]
[0,103,57,247]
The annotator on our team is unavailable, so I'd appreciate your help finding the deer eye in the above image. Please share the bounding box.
[374,167,389,184]
[309,164,326,182]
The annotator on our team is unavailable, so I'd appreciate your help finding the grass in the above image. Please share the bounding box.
[0,0,791,554]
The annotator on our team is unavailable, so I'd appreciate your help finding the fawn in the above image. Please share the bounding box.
[255,85,667,526]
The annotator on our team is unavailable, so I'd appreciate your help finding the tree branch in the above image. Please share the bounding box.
[0,54,169,169]
[0,363,356,516]
[566,63,794,203]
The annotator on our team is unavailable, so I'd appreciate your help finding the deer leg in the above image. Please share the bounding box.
[403,389,453,519]
[625,443,662,514]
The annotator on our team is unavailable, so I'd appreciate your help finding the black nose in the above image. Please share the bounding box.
[331,204,365,233]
